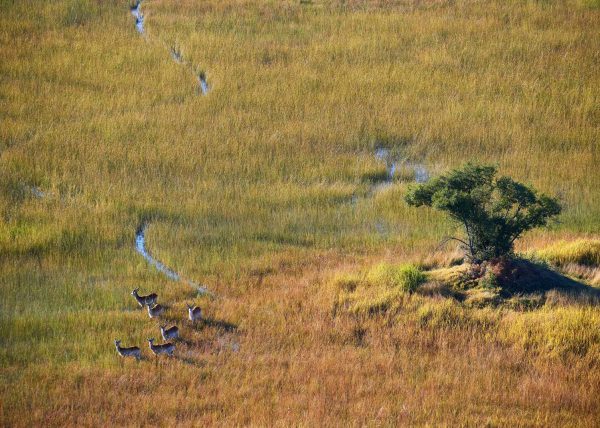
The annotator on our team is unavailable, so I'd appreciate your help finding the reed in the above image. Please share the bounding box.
[1,0,599,425]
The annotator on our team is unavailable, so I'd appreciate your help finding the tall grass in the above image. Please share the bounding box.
[1,0,599,425]
[536,239,600,267]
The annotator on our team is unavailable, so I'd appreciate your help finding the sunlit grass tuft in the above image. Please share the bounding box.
[366,262,427,292]
[535,239,600,267]
[500,307,600,360]
[1,0,600,424]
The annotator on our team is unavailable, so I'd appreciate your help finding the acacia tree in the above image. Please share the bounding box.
[405,163,561,263]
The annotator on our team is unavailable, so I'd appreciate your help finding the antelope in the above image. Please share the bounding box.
[147,338,175,356]
[160,324,179,341]
[187,303,202,322]
[146,303,165,318]
[114,340,142,361]
[131,288,157,308]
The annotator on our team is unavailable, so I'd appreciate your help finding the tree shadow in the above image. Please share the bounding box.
[497,259,600,302]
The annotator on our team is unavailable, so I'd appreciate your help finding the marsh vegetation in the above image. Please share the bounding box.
[1,0,599,425]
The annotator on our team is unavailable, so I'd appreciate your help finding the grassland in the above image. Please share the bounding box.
[1,0,599,425]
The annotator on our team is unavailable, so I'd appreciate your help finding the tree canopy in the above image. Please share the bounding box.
[405,163,562,262]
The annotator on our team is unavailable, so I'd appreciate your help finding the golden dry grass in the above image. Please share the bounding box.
[1,0,600,425]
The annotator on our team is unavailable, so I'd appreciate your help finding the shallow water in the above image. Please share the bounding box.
[374,148,397,181]
[128,1,212,97]
[374,148,429,184]
[130,1,141,18]
[366,150,431,235]
[413,164,429,183]
[135,224,212,295]
[198,76,210,95]
[389,163,397,179]
[135,16,145,34]
[130,2,144,34]
[30,186,46,199]
[171,47,183,63]
[374,147,390,162]
[135,224,180,281]
[375,221,388,237]
[186,279,211,295]
[397,162,430,183]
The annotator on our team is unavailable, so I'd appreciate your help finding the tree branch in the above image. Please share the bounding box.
[435,236,471,252]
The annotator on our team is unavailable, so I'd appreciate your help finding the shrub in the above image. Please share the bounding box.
[399,264,428,292]
[366,263,427,293]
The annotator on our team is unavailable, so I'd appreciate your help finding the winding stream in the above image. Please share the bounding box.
[129,1,210,95]
[135,224,179,281]
[127,4,215,297]
[135,223,212,296]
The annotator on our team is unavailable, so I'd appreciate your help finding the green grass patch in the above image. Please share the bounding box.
[365,263,427,293]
